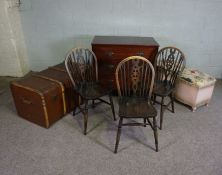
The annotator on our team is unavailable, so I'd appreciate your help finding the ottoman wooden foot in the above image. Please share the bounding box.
[192,107,197,112]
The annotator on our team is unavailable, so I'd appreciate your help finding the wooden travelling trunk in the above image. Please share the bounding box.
[10,76,65,128]
[92,36,159,88]
[50,62,66,72]
[34,65,78,113]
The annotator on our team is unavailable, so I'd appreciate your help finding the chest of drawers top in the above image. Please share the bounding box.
[91,36,159,47]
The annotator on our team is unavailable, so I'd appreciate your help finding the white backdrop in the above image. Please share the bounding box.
[20,0,222,78]
[0,0,29,76]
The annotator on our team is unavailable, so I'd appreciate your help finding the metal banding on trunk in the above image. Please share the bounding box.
[33,74,67,114]
[11,82,50,128]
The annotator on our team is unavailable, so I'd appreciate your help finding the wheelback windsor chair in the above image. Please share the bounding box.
[153,46,185,129]
[65,48,116,135]
[114,56,158,153]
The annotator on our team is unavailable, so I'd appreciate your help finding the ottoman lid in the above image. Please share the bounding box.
[178,68,216,88]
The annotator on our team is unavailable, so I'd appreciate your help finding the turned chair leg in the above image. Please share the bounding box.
[153,94,156,105]
[109,94,116,121]
[72,107,77,116]
[160,97,164,130]
[153,116,158,152]
[114,117,123,153]
[170,93,175,113]
[143,118,146,127]
[73,95,82,116]
[92,99,95,108]
[83,100,89,135]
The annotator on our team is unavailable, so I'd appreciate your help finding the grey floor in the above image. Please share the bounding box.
[0,77,222,175]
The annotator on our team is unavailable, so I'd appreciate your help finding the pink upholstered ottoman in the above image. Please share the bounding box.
[175,68,216,111]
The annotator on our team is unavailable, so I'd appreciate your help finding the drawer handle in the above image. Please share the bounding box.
[21,98,32,105]
[136,52,144,56]
[107,64,114,68]
[107,52,114,57]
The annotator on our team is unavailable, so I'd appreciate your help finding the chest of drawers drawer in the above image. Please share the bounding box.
[93,45,157,64]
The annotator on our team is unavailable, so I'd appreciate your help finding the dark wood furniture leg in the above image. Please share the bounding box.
[153,94,156,105]
[144,118,146,127]
[72,107,77,116]
[92,99,95,108]
[160,97,164,130]
[109,94,116,121]
[84,100,89,135]
[170,93,175,113]
[114,117,123,153]
[153,116,158,152]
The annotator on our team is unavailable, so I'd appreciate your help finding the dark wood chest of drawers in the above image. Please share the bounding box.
[91,36,159,88]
